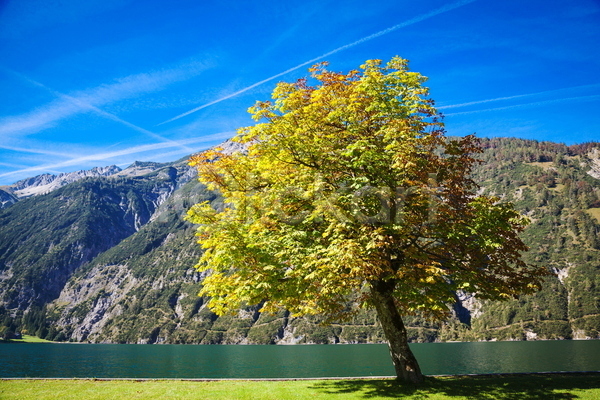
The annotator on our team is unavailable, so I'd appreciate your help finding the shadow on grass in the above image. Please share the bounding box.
[310,373,600,399]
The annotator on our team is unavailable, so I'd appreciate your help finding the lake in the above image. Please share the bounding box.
[1,340,599,379]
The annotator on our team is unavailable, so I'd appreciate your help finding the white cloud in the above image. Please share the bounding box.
[0,99,80,137]
[0,60,211,139]
[444,95,600,116]
[0,144,76,158]
[0,161,29,169]
[0,131,233,181]
[74,61,210,107]
[439,83,600,110]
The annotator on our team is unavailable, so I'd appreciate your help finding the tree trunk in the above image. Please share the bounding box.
[370,280,424,384]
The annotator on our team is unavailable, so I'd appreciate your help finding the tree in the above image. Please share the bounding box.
[187,57,547,383]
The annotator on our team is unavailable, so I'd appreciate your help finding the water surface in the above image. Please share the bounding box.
[1,340,599,378]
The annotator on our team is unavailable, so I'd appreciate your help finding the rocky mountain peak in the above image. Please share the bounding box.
[8,165,122,199]
[115,161,168,178]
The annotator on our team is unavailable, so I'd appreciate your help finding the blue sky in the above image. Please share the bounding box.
[0,0,599,185]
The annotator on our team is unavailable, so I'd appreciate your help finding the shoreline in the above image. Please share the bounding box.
[3,371,600,381]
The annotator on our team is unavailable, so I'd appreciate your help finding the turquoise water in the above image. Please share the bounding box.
[1,340,599,378]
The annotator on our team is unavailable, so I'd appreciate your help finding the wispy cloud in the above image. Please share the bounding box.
[159,0,479,125]
[0,60,211,139]
[0,97,79,137]
[59,90,194,151]
[439,83,600,110]
[3,72,200,154]
[444,94,600,116]
[0,161,29,169]
[0,131,233,180]
[0,144,76,158]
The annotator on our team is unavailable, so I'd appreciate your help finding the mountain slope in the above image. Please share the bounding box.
[0,159,195,331]
[0,189,18,209]
[457,139,600,341]
[1,137,599,343]
[0,166,123,204]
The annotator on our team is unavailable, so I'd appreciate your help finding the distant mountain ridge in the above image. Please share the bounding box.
[0,137,599,344]
[3,165,123,200]
[0,160,199,208]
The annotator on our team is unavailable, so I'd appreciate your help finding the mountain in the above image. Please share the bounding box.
[0,166,124,205]
[1,137,599,343]
[0,189,18,209]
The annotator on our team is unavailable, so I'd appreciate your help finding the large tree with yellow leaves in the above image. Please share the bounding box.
[187,57,546,383]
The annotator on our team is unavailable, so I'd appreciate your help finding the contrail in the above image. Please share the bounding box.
[0,131,234,181]
[0,161,29,169]
[438,83,600,110]
[158,0,479,125]
[58,91,195,153]
[0,144,76,158]
[444,95,600,116]
[8,71,194,153]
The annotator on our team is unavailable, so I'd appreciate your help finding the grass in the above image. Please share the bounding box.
[586,208,600,223]
[2,335,54,343]
[526,161,555,170]
[0,335,54,343]
[1,373,600,399]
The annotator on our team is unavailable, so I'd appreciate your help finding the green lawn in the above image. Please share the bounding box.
[5,335,54,343]
[1,373,599,399]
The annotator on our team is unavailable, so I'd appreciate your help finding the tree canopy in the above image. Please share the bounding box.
[187,57,548,382]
